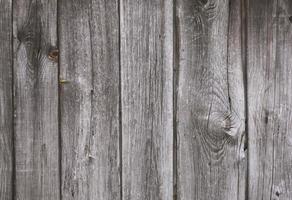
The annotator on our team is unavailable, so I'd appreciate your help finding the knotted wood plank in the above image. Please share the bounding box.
[13,0,59,199]
[175,0,246,199]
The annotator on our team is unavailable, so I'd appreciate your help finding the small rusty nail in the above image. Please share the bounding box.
[48,49,59,62]
[60,79,69,84]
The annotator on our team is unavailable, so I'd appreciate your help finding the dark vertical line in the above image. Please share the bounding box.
[11,0,16,199]
[118,0,123,200]
[269,1,279,199]
[87,1,94,198]
[226,0,232,112]
[241,0,249,200]
[56,0,62,199]
[173,0,178,199]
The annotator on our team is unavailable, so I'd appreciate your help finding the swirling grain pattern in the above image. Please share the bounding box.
[176,0,246,199]
[1,1,292,200]
[13,0,59,199]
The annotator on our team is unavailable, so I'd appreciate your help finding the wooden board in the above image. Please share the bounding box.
[247,0,292,199]
[13,0,59,199]
[4,1,292,199]
[120,0,173,199]
[175,0,246,199]
[58,0,120,199]
[0,0,13,199]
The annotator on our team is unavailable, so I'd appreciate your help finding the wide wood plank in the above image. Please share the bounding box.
[247,0,292,199]
[59,0,120,199]
[175,0,246,199]
[120,1,173,199]
[13,0,59,199]
[0,0,13,199]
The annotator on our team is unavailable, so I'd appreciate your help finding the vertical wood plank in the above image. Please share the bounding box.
[88,1,121,199]
[0,0,13,199]
[58,1,92,198]
[59,0,120,199]
[247,0,292,199]
[175,0,246,199]
[13,0,59,199]
[120,0,173,199]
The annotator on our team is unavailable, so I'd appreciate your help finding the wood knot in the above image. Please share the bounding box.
[222,114,232,131]
[264,109,269,124]
[289,16,292,23]
[221,112,242,138]
[48,49,59,62]
[201,0,208,5]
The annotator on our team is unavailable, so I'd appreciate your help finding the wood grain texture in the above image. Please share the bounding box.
[175,0,246,199]
[58,0,120,199]
[13,0,59,199]
[120,0,173,199]
[0,0,13,199]
[247,0,292,199]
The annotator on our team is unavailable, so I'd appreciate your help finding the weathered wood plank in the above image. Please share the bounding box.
[59,0,120,199]
[13,0,59,199]
[120,0,173,199]
[88,1,121,199]
[175,0,246,199]
[0,0,13,199]
[247,0,292,199]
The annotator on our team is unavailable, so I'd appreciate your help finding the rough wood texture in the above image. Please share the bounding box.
[59,0,120,199]
[175,0,246,199]
[120,0,173,199]
[4,1,292,199]
[13,0,59,199]
[247,0,292,199]
[0,0,13,199]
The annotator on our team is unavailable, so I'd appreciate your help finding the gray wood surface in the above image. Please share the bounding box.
[59,0,120,199]
[247,0,292,199]
[1,1,292,199]
[13,0,59,199]
[120,0,173,199]
[175,0,246,199]
[0,0,13,199]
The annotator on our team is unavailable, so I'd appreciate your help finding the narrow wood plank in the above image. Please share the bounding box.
[59,0,120,199]
[13,0,59,199]
[88,1,121,199]
[247,0,292,199]
[120,0,173,199]
[176,0,246,199]
[0,0,13,199]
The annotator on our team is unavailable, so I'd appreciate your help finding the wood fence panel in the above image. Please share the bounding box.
[58,0,120,199]
[13,0,59,199]
[175,0,246,199]
[2,0,292,199]
[0,0,13,199]
[247,0,292,199]
[120,0,173,199]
